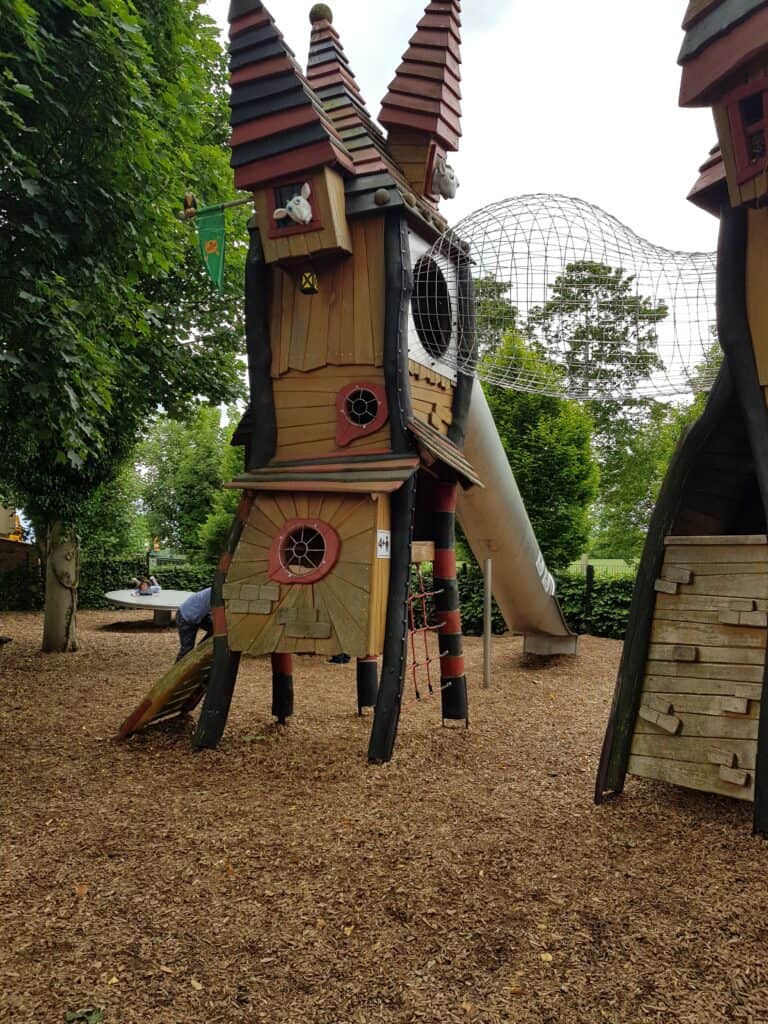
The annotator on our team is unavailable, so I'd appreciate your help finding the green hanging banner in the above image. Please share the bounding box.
[196,207,226,293]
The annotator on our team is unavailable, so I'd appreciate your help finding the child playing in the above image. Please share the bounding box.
[131,576,161,596]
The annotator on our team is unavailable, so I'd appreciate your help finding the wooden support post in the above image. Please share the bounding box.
[357,657,378,715]
[271,653,294,725]
[483,558,492,690]
[368,474,417,763]
[192,520,248,750]
[192,633,241,749]
[434,481,469,725]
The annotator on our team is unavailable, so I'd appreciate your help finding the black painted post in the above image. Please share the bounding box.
[356,657,379,715]
[271,653,294,725]
[368,475,417,763]
[584,564,595,634]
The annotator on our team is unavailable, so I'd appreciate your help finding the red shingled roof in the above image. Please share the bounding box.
[306,13,399,179]
[228,0,354,190]
[378,0,462,152]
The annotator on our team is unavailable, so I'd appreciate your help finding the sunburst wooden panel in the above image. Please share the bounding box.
[224,492,385,657]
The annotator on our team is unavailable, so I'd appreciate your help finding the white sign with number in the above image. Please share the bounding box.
[376,531,391,559]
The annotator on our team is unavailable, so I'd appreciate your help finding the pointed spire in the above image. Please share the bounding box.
[306,5,395,177]
[227,0,354,191]
[379,0,463,152]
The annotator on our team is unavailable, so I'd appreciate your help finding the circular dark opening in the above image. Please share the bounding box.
[412,256,452,359]
[281,526,325,576]
[345,388,379,427]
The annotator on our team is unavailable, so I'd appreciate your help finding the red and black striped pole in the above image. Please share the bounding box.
[271,653,294,725]
[433,481,468,725]
[356,657,379,715]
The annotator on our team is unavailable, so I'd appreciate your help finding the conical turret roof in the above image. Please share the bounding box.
[306,6,395,177]
[378,0,462,152]
[228,0,354,190]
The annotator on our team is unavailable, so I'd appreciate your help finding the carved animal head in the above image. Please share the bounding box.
[274,182,313,225]
[432,156,459,200]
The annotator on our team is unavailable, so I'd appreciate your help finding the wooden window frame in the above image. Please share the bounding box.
[268,518,340,585]
[268,176,323,239]
[725,76,768,185]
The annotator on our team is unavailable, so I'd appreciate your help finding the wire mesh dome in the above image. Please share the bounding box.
[426,194,719,401]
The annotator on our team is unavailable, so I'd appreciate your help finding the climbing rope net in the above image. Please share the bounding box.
[426,194,719,402]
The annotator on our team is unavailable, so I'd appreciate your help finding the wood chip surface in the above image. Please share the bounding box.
[1,611,767,1023]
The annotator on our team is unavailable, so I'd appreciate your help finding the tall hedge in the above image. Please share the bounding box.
[2,555,634,640]
[0,556,213,612]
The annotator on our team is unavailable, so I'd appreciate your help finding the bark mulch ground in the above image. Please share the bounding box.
[1,610,768,1024]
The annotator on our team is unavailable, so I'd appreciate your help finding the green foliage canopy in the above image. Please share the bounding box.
[482,334,598,569]
[0,0,246,529]
[139,406,241,563]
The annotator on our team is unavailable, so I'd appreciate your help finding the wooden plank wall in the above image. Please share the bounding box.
[628,536,768,801]
[269,216,386,377]
[272,366,389,461]
[386,128,430,198]
[224,492,388,658]
[408,359,454,437]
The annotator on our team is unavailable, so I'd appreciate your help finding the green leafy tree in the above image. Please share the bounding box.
[526,261,667,405]
[139,407,242,563]
[77,460,147,562]
[474,277,519,357]
[590,342,724,558]
[525,260,671,558]
[0,0,246,649]
[483,334,598,568]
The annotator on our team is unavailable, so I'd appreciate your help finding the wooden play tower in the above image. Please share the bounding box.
[597,0,768,832]
[186,0,478,761]
[119,0,578,758]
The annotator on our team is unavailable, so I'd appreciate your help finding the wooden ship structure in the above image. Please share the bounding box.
[597,0,768,832]
[119,0,576,760]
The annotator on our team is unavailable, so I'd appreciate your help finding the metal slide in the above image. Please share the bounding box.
[456,380,578,655]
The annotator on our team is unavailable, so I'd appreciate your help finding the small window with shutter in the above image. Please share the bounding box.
[726,77,768,185]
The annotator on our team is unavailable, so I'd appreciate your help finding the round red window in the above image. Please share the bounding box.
[336,382,388,447]
[268,518,340,585]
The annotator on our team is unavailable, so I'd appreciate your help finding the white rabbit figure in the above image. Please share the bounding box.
[432,156,459,200]
[273,182,313,225]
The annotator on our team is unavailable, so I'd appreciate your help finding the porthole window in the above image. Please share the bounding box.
[269,519,340,585]
[412,255,453,360]
[336,382,389,447]
[281,525,326,576]
[345,387,379,427]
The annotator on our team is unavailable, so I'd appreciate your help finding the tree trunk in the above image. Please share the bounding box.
[42,521,80,652]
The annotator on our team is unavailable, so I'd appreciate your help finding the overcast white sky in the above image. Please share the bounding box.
[204,0,720,255]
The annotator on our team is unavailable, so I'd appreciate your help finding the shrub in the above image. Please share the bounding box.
[0,556,214,612]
